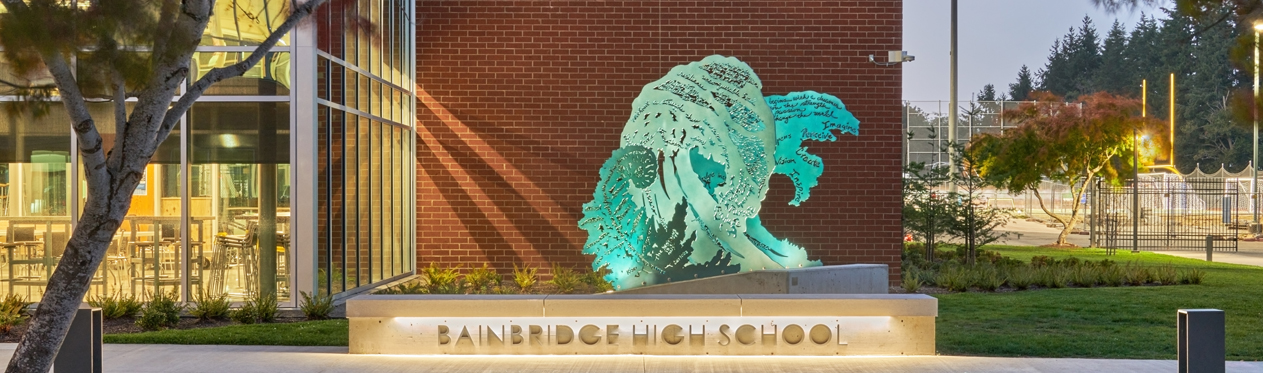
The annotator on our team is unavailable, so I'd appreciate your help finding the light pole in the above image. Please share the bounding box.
[1253,23,1262,234]
[947,0,958,193]
[1134,80,1145,254]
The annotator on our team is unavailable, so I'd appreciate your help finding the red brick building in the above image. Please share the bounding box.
[414,1,904,284]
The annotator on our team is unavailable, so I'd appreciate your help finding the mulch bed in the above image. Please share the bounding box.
[0,316,311,343]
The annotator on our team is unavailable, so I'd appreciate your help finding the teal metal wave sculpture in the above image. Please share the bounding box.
[580,55,859,290]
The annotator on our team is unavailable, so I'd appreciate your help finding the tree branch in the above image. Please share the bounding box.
[156,0,329,141]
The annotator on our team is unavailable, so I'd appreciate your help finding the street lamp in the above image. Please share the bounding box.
[1253,22,1263,234]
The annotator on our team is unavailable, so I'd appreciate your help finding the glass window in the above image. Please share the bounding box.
[1,105,74,301]
[189,102,291,302]
[194,52,291,96]
[202,0,291,47]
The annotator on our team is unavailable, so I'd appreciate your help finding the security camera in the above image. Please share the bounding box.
[869,51,914,66]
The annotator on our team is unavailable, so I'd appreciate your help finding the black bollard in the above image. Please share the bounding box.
[53,304,102,373]
[1178,309,1224,373]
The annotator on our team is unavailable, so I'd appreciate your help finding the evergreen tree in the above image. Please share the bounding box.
[976,84,998,101]
[1009,65,1035,101]
[1039,35,1074,95]
[1066,16,1104,98]
[1096,20,1133,94]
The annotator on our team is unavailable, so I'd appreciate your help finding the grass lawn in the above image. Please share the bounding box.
[104,319,347,346]
[938,245,1263,360]
[102,246,1263,360]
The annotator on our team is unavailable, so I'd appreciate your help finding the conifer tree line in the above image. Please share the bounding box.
[984,9,1248,174]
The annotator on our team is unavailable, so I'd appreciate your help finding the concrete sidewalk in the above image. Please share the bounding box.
[3,344,1262,373]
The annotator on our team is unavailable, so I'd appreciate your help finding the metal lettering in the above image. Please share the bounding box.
[487,325,505,346]
[437,325,451,345]
[529,325,544,346]
[782,324,804,345]
[689,325,705,346]
[510,325,524,345]
[761,324,777,346]
[633,325,653,346]
[809,324,831,345]
[718,324,732,346]
[556,325,574,345]
[735,325,757,345]
[662,324,684,345]
[457,326,475,346]
[579,325,602,345]
[606,325,620,345]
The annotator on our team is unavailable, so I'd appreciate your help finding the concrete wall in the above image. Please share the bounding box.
[414,1,905,285]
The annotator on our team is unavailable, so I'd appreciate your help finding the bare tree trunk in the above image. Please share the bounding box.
[1033,189,1076,246]
[5,182,135,371]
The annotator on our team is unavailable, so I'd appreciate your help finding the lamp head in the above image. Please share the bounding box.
[1254,22,1263,32]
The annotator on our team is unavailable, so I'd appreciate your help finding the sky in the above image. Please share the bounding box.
[903,0,1158,102]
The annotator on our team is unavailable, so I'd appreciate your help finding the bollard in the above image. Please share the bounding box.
[1178,309,1225,373]
[53,303,102,373]
[1206,235,1213,262]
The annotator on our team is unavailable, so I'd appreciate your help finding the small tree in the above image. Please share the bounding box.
[971,91,1162,247]
[902,161,951,262]
[948,142,1011,264]
[903,131,1010,265]
[0,1,368,372]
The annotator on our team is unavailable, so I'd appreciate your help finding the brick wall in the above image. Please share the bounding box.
[415,0,904,285]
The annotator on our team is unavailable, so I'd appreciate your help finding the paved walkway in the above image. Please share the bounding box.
[2,344,1261,373]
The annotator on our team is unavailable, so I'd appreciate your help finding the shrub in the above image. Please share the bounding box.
[0,294,30,317]
[422,263,465,294]
[0,312,23,334]
[1178,268,1206,285]
[1155,265,1179,285]
[0,294,29,334]
[938,267,971,292]
[377,281,426,294]
[230,300,257,324]
[251,292,279,323]
[1070,266,1099,288]
[89,293,143,319]
[232,292,279,324]
[513,264,538,293]
[549,264,582,294]
[975,266,1002,292]
[136,291,183,331]
[1007,267,1034,290]
[189,290,231,320]
[1059,257,1082,268]
[1124,263,1152,285]
[299,291,334,320]
[901,270,922,293]
[1030,255,1054,268]
[581,269,614,292]
[465,263,501,294]
[1038,267,1068,288]
[1101,265,1125,287]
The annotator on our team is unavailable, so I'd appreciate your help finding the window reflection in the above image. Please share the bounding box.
[194,52,291,95]
[202,0,291,47]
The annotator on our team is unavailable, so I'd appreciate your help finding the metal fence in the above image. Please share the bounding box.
[903,100,1082,167]
[1090,176,1241,252]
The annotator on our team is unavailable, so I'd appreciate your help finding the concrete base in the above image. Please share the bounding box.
[347,293,934,356]
[616,264,888,295]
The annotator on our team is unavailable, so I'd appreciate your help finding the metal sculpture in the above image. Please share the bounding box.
[580,55,859,290]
